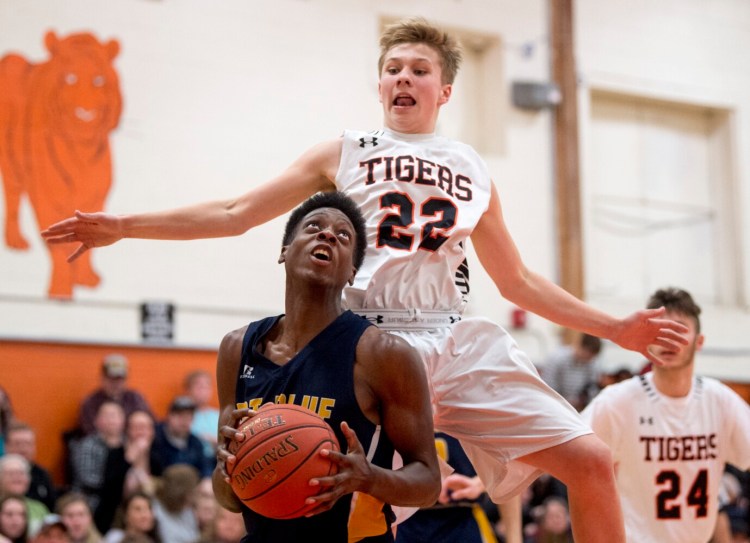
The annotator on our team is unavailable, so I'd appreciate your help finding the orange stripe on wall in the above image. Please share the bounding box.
[1,339,218,486]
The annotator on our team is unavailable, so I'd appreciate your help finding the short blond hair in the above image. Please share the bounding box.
[378,17,463,85]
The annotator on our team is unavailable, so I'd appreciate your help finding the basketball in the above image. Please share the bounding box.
[228,403,339,519]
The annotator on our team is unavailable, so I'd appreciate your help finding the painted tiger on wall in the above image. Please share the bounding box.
[0,30,122,299]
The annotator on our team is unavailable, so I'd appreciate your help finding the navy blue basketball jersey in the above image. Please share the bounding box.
[235,310,396,543]
[395,433,496,543]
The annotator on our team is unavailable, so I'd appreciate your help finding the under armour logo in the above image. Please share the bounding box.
[358,314,384,324]
[359,137,379,148]
[639,416,654,425]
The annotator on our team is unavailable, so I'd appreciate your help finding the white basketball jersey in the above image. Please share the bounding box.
[581,373,750,543]
[335,129,492,312]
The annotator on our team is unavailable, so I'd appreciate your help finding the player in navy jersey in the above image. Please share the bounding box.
[395,432,498,543]
[582,287,750,543]
[211,192,440,542]
[43,17,690,543]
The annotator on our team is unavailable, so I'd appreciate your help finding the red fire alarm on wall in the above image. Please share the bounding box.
[511,307,527,330]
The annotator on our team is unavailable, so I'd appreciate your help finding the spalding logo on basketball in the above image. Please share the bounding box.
[229,403,339,519]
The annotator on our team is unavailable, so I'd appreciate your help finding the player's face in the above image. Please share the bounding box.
[281,207,357,288]
[378,43,452,134]
[651,310,703,370]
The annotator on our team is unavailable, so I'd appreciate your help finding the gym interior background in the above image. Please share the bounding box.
[1,0,749,482]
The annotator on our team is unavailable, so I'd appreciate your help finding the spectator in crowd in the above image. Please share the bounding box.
[192,478,216,540]
[198,506,245,543]
[151,397,210,479]
[151,464,200,543]
[31,514,70,543]
[609,368,634,384]
[0,386,15,457]
[528,497,573,543]
[117,537,151,543]
[4,423,57,511]
[716,467,750,543]
[78,355,152,436]
[122,411,157,499]
[0,454,49,536]
[576,367,634,413]
[69,401,128,534]
[526,474,568,513]
[183,371,219,474]
[506,485,537,542]
[480,485,529,543]
[55,494,101,543]
[103,492,160,543]
[0,494,28,543]
[486,473,569,542]
[539,333,603,410]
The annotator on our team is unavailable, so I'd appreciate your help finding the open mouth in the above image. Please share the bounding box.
[312,247,331,261]
[75,107,97,122]
[654,347,678,358]
[393,95,416,106]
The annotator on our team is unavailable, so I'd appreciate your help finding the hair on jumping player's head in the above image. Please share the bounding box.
[378,17,463,85]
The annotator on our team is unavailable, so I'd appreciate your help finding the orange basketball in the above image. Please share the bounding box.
[228,403,339,519]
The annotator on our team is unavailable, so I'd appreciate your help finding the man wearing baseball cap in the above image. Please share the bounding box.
[78,354,153,435]
[151,395,212,478]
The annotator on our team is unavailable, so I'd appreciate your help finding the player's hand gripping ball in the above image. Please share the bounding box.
[228,403,339,519]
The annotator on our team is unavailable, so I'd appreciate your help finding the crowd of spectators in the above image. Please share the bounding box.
[1,344,749,543]
[0,356,242,543]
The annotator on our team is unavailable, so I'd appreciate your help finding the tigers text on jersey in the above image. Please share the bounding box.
[336,128,492,312]
[581,373,750,543]
[235,311,396,543]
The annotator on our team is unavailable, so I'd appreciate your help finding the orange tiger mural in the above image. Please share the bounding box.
[0,31,122,299]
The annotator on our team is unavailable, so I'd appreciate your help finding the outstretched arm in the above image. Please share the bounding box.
[41,139,342,261]
[471,184,688,366]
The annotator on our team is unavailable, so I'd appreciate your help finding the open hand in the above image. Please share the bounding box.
[41,210,123,262]
[611,307,689,366]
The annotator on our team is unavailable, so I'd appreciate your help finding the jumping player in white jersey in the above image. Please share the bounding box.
[582,287,750,543]
[42,17,690,543]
